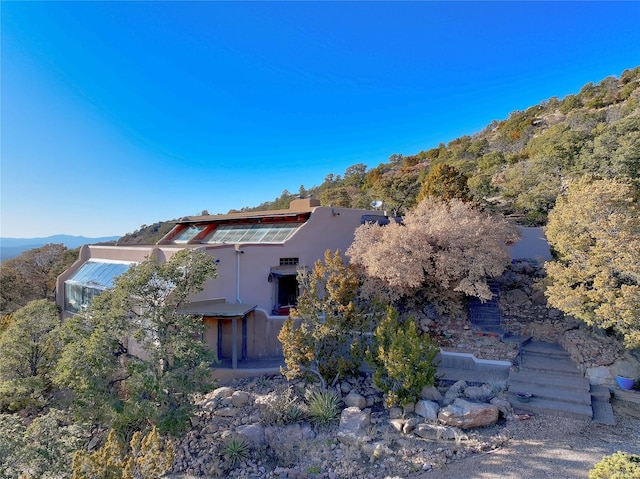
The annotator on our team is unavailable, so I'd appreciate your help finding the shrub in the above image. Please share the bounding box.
[306,388,342,426]
[72,427,174,479]
[279,250,375,389]
[589,451,640,479]
[0,409,86,479]
[0,376,48,413]
[369,308,439,407]
[260,385,305,426]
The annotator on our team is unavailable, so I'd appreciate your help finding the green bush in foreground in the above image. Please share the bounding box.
[72,427,174,479]
[369,308,439,407]
[589,451,640,479]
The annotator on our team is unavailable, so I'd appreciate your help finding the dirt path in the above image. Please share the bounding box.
[410,400,640,479]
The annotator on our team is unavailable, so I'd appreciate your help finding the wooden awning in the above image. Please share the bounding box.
[179,300,256,317]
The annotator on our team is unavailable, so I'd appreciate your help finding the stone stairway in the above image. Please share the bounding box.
[469,281,503,336]
[507,341,615,424]
[469,281,529,344]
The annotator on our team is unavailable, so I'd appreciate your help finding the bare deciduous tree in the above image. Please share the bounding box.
[347,199,518,316]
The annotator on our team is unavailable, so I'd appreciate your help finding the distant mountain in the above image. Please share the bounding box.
[0,235,120,261]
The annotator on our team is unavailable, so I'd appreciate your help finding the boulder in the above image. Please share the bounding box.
[421,386,443,403]
[415,400,439,421]
[414,423,458,440]
[340,381,352,394]
[438,398,499,429]
[231,390,250,408]
[586,366,615,386]
[443,380,467,406]
[464,384,494,402]
[237,424,265,446]
[403,402,415,414]
[211,386,235,399]
[344,391,367,409]
[388,407,403,419]
[213,406,238,417]
[610,353,640,380]
[547,308,563,319]
[337,407,371,445]
[402,416,421,434]
[504,289,529,308]
[388,419,405,433]
[265,423,306,447]
[490,397,513,419]
[531,290,547,305]
[300,421,315,440]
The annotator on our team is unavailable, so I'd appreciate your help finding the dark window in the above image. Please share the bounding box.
[279,258,299,266]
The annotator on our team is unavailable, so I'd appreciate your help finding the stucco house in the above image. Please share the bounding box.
[56,198,386,370]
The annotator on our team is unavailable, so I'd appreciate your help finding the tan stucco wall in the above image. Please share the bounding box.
[56,205,376,358]
[190,206,376,312]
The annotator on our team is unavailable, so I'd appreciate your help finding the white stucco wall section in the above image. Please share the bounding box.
[509,226,552,261]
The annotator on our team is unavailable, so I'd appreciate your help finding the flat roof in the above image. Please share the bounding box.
[177,208,313,224]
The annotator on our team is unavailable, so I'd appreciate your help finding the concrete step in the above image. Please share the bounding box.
[521,341,571,360]
[508,381,592,406]
[508,393,593,420]
[471,314,501,322]
[509,369,591,392]
[591,396,616,425]
[471,310,500,316]
[519,354,582,376]
[590,384,612,401]
[501,334,532,345]
[472,322,501,329]
[471,316,502,324]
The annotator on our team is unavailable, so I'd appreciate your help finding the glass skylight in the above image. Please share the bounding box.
[203,223,301,244]
[172,225,206,243]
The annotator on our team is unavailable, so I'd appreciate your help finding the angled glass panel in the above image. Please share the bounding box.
[223,226,253,243]
[172,225,206,243]
[64,260,133,313]
[203,223,302,244]
[65,260,132,290]
[240,226,268,242]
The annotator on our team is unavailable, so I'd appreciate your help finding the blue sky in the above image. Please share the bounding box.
[2,1,639,238]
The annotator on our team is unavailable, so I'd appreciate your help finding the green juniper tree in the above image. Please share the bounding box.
[55,249,218,438]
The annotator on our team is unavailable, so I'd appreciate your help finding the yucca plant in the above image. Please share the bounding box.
[223,437,249,469]
[306,388,342,426]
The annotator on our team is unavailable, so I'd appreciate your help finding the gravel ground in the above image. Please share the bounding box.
[409,399,640,479]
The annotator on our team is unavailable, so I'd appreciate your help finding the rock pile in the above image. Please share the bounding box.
[171,376,515,478]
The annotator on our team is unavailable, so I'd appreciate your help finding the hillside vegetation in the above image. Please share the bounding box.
[237,66,640,225]
[117,67,639,246]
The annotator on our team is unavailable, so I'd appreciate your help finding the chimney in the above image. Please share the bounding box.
[289,197,321,210]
